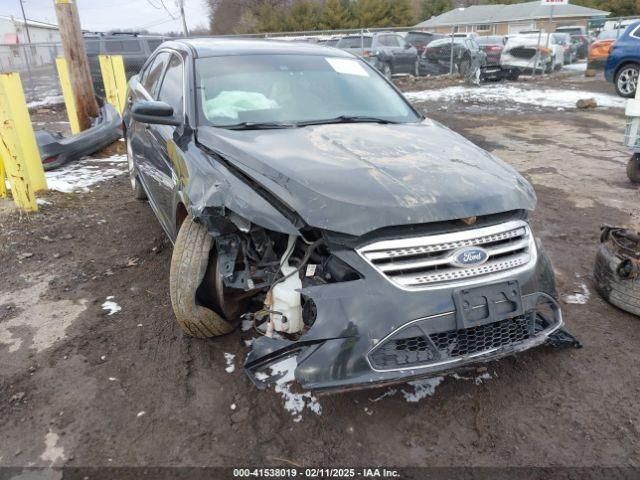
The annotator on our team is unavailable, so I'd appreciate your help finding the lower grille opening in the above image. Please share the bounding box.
[369,315,537,370]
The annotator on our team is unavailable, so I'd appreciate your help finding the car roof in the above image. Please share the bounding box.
[166,37,355,58]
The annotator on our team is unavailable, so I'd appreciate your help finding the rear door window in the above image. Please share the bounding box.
[142,52,170,98]
[105,38,143,54]
[147,39,163,52]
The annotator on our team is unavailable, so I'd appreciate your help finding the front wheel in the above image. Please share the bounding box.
[126,139,147,200]
[615,64,639,98]
[457,56,471,76]
[170,216,236,338]
[380,62,392,79]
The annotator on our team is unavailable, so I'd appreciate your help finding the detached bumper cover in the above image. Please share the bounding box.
[36,103,122,171]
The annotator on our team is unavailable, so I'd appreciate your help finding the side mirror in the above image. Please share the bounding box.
[131,100,181,126]
[404,42,411,49]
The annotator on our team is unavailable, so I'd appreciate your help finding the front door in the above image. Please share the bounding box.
[145,53,185,236]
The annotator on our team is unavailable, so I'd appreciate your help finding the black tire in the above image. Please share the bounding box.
[170,216,235,338]
[509,70,520,81]
[132,177,147,200]
[458,56,470,75]
[594,240,640,317]
[627,153,640,183]
[126,141,147,200]
[615,63,639,98]
[545,58,554,74]
[380,62,392,79]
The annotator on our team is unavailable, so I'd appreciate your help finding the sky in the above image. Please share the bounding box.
[2,0,210,34]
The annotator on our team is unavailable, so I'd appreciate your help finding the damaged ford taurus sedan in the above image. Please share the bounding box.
[123,38,574,393]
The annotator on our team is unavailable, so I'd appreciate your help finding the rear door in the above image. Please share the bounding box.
[394,34,417,72]
[145,53,185,233]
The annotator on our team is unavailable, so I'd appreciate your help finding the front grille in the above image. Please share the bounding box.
[509,47,537,59]
[368,316,533,370]
[358,220,534,289]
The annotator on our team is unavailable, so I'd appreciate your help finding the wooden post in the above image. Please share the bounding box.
[53,0,98,131]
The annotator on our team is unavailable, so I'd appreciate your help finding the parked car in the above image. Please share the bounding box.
[605,21,640,97]
[84,32,165,94]
[588,29,623,71]
[500,34,562,73]
[477,35,506,65]
[123,38,568,392]
[556,25,586,36]
[552,32,576,64]
[323,37,341,47]
[405,30,444,56]
[420,36,486,76]
[555,26,590,59]
[336,33,419,78]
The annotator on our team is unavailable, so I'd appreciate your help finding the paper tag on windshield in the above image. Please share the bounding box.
[326,57,369,77]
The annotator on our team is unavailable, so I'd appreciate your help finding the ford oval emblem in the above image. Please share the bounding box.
[452,247,489,268]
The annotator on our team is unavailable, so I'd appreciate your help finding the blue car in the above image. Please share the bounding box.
[605,21,640,98]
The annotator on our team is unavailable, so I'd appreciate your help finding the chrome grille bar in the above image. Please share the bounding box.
[357,220,535,290]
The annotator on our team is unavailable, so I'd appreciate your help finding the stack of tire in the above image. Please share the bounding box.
[594,226,640,316]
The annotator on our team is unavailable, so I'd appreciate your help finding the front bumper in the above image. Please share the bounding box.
[245,234,565,393]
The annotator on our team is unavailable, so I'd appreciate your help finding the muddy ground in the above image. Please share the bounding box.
[1,70,639,474]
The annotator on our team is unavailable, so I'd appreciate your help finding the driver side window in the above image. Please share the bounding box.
[157,54,184,119]
[143,52,170,98]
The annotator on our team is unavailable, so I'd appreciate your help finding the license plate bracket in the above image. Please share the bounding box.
[453,280,523,330]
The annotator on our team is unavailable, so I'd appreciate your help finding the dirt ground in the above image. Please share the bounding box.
[1,70,640,474]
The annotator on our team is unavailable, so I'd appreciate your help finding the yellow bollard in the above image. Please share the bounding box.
[0,156,6,199]
[55,57,81,135]
[99,55,128,114]
[0,72,48,212]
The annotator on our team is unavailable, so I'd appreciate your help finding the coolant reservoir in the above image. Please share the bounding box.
[271,236,303,333]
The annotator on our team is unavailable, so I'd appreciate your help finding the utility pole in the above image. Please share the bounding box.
[17,1,35,94]
[19,1,32,42]
[178,0,189,37]
[53,0,98,131]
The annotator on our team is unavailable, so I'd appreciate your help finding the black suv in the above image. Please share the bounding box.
[84,32,166,94]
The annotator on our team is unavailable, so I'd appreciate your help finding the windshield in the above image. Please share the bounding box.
[597,29,622,40]
[428,38,464,47]
[195,54,419,128]
[477,36,504,45]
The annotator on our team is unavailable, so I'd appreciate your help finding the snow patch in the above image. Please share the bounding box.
[28,95,64,109]
[405,85,625,110]
[36,198,52,205]
[563,62,588,72]
[44,155,127,193]
[401,377,444,403]
[265,357,322,421]
[224,352,236,373]
[40,430,65,465]
[475,372,493,385]
[564,283,590,304]
[101,296,121,315]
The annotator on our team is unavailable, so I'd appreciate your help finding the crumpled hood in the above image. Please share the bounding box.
[196,119,536,236]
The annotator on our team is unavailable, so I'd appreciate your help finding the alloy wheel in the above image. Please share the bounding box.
[618,66,639,96]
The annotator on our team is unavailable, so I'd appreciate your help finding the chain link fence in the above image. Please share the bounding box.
[0,42,65,107]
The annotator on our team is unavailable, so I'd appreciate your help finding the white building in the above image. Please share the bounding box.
[0,16,61,72]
